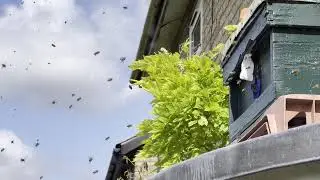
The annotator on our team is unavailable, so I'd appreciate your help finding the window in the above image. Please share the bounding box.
[189,0,202,55]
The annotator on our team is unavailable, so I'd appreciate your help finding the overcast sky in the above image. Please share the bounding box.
[0,0,152,179]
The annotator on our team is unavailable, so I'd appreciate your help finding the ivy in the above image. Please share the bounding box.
[224,24,238,35]
[129,40,229,169]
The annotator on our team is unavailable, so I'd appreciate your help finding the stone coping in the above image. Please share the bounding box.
[149,123,320,180]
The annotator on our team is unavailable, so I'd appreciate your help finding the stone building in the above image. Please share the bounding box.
[122,0,255,179]
[130,0,253,82]
[128,0,320,180]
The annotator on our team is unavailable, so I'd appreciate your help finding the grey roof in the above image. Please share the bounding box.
[148,123,320,180]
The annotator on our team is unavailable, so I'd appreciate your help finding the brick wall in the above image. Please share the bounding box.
[202,0,253,52]
[176,0,253,54]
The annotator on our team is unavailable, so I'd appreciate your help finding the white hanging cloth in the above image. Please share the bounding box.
[239,53,254,82]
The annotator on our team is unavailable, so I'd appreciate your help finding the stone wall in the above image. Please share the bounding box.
[176,0,253,54]
[202,0,253,52]
[133,157,159,180]
[148,124,320,180]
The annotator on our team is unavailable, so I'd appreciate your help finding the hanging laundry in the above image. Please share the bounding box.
[251,78,261,99]
[239,53,254,81]
[251,65,262,99]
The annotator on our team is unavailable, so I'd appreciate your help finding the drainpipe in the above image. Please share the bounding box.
[147,0,168,54]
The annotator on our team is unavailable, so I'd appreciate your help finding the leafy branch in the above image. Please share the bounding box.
[129,38,229,170]
[224,25,238,35]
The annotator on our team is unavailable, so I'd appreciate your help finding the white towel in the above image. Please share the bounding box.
[239,53,254,81]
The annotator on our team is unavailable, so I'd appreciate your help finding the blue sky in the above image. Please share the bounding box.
[0,0,152,179]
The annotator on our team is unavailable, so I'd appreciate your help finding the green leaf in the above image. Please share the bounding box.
[130,38,230,170]
[198,116,208,126]
[188,120,198,127]
[224,25,238,34]
[194,97,201,109]
[221,124,228,132]
[192,110,200,118]
[180,38,190,55]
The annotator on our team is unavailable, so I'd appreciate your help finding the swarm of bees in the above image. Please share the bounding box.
[35,139,40,147]
[0,2,136,179]
[89,157,93,163]
[94,51,100,56]
[120,57,126,63]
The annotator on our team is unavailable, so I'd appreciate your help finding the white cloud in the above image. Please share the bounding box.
[0,0,150,179]
[0,130,42,180]
[0,0,149,113]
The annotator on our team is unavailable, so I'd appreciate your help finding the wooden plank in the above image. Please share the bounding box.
[229,83,276,141]
[267,3,320,27]
[273,68,320,96]
[229,88,236,124]
[272,43,320,67]
[272,30,320,68]
[272,30,320,96]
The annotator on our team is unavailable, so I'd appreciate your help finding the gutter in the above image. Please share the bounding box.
[105,144,122,180]
[147,0,168,55]
[130,0,168,84]
[105,135,151,180]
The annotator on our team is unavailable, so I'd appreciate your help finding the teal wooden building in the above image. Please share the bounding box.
[123,0,320,180]
[221,0,320,142]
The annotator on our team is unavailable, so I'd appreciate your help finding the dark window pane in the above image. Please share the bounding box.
[191,17,201,54]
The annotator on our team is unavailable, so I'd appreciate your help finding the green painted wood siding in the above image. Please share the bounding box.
[267,3,320,27]
[224,2,320,141]
[272,28,320,96]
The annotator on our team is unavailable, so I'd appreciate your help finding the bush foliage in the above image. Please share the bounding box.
[129,41,229,169]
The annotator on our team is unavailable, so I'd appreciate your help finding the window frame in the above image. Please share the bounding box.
[189,0,203,56]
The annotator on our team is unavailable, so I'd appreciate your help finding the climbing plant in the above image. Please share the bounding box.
[129,39,229,170]
[116,156,157,180]
[224,24,238,35]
